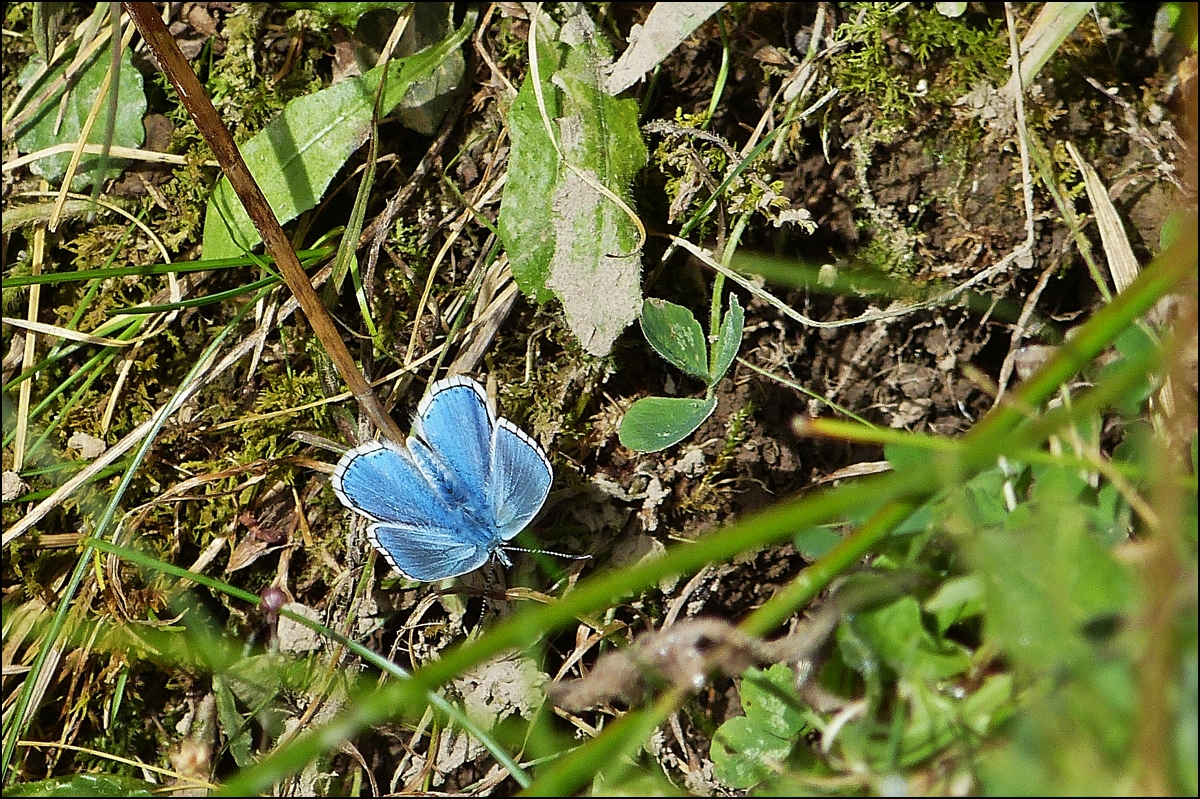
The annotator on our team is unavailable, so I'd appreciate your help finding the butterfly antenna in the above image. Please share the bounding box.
[501,546,592,561]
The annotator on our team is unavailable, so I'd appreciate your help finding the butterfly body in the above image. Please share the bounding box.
[332,376,553,581]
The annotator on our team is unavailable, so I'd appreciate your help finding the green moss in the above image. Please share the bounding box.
[252,370,332,436]
[494,14,532,71]
[682,400,753,513]
[156,153,212,252]
[191,370,334,525]
[830,3,1008,126]
[205,5,327,144]
[843,122,924,276]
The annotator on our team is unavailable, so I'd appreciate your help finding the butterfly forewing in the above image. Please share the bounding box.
[412,377,494,511]
[489,418,553,539]
[332,441,447,526]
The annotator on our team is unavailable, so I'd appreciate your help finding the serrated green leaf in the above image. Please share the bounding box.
[710,715,792,790]
[202,11,473,259]
[640,299,709,379]
[15,46,145,190]
[709,292,744,385]
[498,8,647,356]
[618,396,716,452]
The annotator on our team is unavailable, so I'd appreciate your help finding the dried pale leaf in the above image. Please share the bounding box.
[606,2,726,95]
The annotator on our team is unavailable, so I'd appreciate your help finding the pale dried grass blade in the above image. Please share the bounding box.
[3,318,134,347]
[1065,141,1140,295]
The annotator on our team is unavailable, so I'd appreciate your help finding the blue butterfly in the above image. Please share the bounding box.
[331,376,554,581]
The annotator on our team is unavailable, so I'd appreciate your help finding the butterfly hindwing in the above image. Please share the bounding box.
[368,522,490,581]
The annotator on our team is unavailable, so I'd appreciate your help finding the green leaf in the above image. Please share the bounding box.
[959,468,1013,528]
[618,396,717,452]
[962,673,1015,735]
[883,442,929,473]
[498,8,648,356]
[3,775,156,797]
[31,3,69,65]
[740,664,805,739]
[15,47,146,190]
[639,299,709,380]
[710,715,793,790]
[213,673,256,768]
[1097,325,1157,415]
[899,675,1012,766]
[849,595,972,681]
[793,526,843,559]
[496,34,564,305]
[1159,207,1193,252]
[202,11,474,259]
[923,574,985,634]
[946,462,1135,675]
[708,293,744,385]
[977,661,1136,794]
